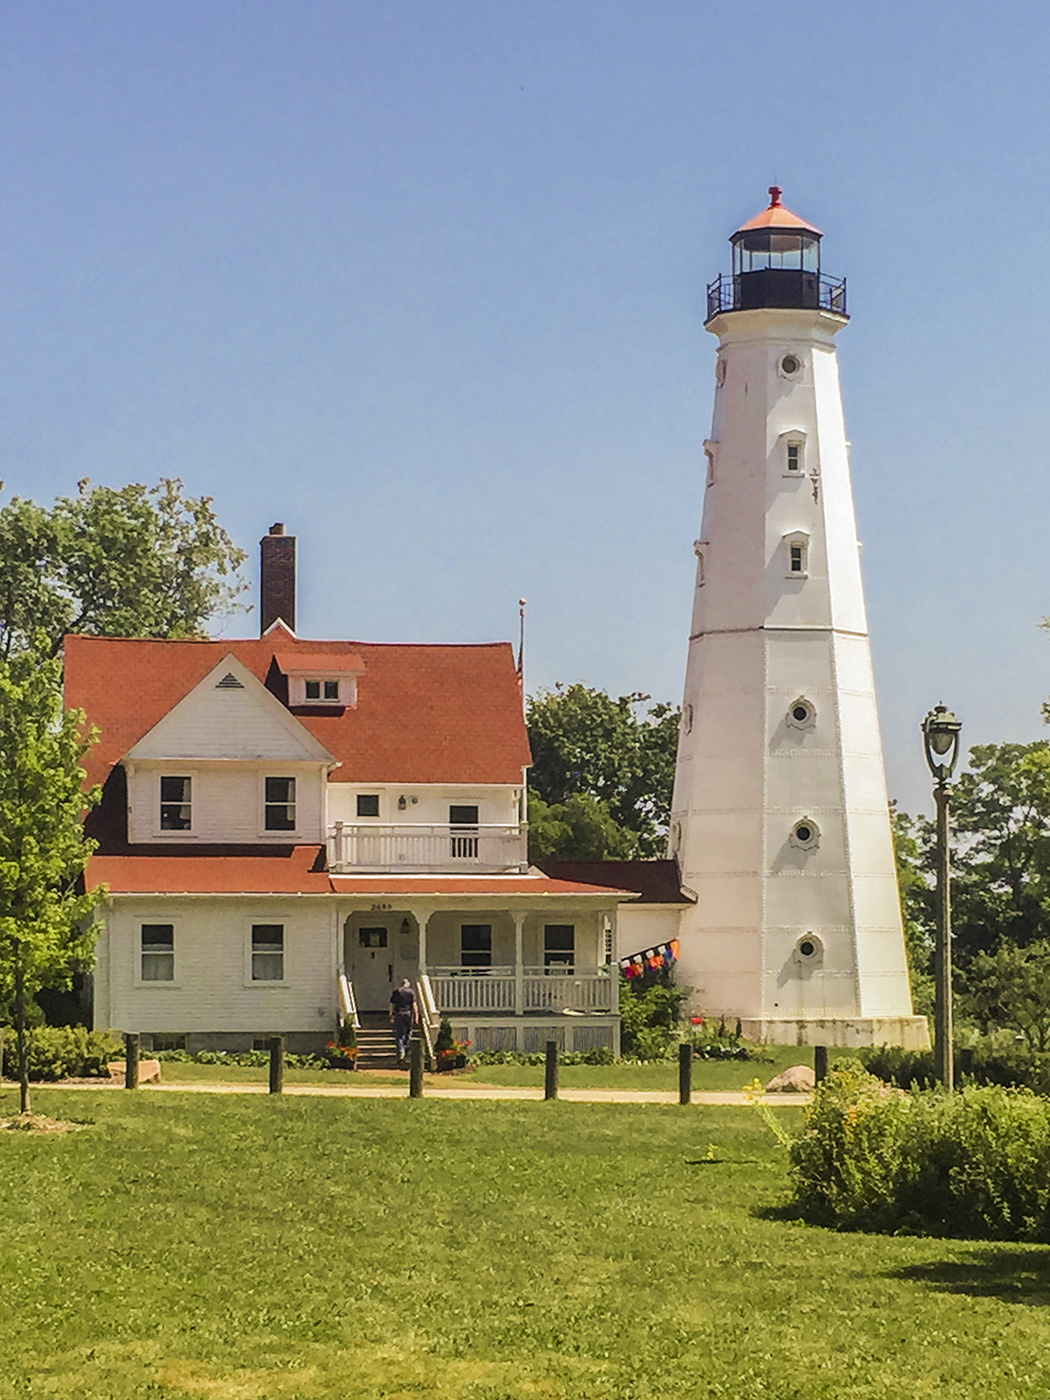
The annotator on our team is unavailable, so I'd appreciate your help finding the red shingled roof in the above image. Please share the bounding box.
[86,851,627,898]
[65,630,531,788]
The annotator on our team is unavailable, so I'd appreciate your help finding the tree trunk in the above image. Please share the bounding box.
[14,946,29,1116]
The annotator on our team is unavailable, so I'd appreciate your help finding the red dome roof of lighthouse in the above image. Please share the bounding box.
[735,186,822,236]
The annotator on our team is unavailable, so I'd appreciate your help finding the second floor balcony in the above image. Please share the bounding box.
[328,821,529,874]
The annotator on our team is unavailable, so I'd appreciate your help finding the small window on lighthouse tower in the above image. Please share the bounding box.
[783,532,809,578]
[786,442,803,473]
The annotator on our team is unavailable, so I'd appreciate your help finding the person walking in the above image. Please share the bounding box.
[389,978,416,1064]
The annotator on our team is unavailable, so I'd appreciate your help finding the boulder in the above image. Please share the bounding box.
[107,1059,162,1085]
[765,1064,815,1093]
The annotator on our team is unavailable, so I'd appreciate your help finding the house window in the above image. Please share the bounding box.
[265,777,296,831]
[251,924,284,981]
[160,776,191,831]
[544,925,575,970]
[359,927,388,948]
[357,794,380,818]
[461,924,492,969]
[786,442,802,472]
[305,679,341,702]
[450,805,479,859]
[152,1033,186,1051]
[141,924,175,982]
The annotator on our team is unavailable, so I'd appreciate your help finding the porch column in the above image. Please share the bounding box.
[513,911,526,1016]
[410,906,434,973]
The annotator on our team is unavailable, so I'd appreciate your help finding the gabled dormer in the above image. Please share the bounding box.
[121,654,336,845]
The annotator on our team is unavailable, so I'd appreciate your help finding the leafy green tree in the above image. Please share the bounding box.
[944,742,1050,963]
[0,642,105,1112]
[891,803,935,1019]
[525,684,679,858]
[527,793,641,863]
[959,940,1050,1052]
[0,478,248,658]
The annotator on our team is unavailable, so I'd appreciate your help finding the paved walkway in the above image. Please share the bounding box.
[46,1079,809,1106]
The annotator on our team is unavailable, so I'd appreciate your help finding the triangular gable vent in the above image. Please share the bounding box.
[215,672,245,689]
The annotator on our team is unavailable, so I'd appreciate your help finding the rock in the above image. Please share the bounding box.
[765,1064,816,1093]
[107,1059,162,1084]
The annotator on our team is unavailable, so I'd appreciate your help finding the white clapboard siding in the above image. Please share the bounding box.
[126,762,327,844]
[125,654,335,763]
[100,898,336,1034]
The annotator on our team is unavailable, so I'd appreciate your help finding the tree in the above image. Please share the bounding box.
[525,684,679,858]
[0,642,104,1113]
[959,940,1050,1052]
[527,793,641,863]
[0,478,248,658]
[891,803,935,1019]
[943,742,1050,963]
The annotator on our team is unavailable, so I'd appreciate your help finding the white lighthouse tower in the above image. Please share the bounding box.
[670,188,928,1048]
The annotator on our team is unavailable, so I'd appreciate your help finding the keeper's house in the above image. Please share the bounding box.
[70,525,638,1057]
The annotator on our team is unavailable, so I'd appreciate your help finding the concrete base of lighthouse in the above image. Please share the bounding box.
[739,1016,930,1049]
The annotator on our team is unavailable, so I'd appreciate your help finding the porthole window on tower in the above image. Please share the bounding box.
[786,697,816,730]
[794,934,823,964]
[789,818,820,851]
[780,353,801,377]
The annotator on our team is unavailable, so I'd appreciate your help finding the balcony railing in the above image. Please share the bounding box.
[429,965,616,1015]
[327,822,528,873]
[706,272,847,321]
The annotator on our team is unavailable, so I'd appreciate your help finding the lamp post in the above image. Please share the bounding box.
[921,703,962,1089]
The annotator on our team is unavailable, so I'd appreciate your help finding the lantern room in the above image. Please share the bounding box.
[706,187,846,320]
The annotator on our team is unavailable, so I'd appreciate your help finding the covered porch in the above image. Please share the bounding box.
[333,874,631,1056]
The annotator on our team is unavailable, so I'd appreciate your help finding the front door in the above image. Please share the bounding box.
[354,926,393,1011]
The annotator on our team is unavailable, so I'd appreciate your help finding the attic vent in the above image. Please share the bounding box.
[215,672,244,690]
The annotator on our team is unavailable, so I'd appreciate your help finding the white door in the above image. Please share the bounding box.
[353,926,393,1010]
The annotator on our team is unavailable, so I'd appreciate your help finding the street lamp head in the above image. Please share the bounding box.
[922,702,962,782]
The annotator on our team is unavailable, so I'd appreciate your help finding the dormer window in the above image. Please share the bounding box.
[304,679,341,702]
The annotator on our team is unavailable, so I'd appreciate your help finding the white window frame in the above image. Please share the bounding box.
[260,774,298,837]
[153,770,199,839]
[356,792,382,819]
[782,531,810,579]
[245,920,288,987]
[777,429,808,478]
[287,674,357,707]
[136,920,179,987]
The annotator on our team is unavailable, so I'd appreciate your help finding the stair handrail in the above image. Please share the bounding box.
[338,966,360,1031]
[416,973,440,1070]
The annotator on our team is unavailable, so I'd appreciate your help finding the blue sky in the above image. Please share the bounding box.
[1,0,1047,814]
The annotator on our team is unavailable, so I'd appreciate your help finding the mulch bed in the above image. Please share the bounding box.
[0,1113,84,1133]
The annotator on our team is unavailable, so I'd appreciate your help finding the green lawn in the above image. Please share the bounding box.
[2,1090,1049,1398]
[151,1043,840,1093]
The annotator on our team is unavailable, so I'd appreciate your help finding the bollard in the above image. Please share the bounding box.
[544,1040,559,1100]
[679,1041,693,1105]
[814,1044,828,1084]
[124,1032,140,1090]
[269,1035,285,1095]
[409,1037,424,1098]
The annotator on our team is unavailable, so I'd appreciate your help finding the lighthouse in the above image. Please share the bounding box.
[669,189,928,1048]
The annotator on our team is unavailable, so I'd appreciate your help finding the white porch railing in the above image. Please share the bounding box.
[337,966,359,1030]
[429,965,615,1015]
[328,823,528,873]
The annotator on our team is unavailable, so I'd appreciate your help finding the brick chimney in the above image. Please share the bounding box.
[260,523,296,634]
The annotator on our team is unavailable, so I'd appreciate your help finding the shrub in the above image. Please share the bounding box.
[0,1026,123,1081]
[858,1041,1050,1095]
[469,1047,615,1067]
[789,1059,1050,1241]
[619,975,688,1060]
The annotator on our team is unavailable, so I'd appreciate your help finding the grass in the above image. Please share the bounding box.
[149,1043,837,1092]
[2,1090,1050,1397]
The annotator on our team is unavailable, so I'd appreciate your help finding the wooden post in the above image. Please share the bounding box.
[544,1040,559,1101]
[814,1045,828,1084]
[124,1032,140,1090]
[679,1041,693,1105]
[269,1036,285,1095]
[409,1037,424,1098]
